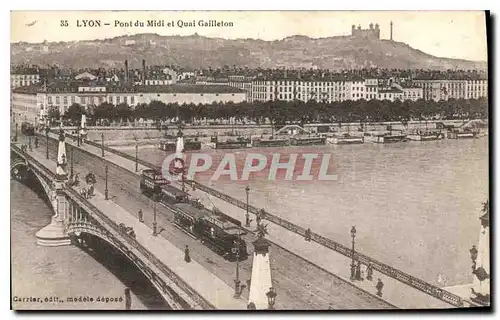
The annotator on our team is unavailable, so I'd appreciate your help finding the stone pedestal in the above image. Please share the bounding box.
[248,237,273,310]
[36,215,71,247]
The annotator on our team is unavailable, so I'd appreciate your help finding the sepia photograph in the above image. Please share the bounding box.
[9,10,490,311]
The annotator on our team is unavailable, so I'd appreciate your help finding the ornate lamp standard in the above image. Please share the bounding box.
[233,230,243,298]
[350,226,357,281]
[266,287,277,309]
[45,126,50,159]
[101,133,105,157]
[104,164,109,200]
[135,143,139,172]
[152,194,158,236]
[245,185,251,227]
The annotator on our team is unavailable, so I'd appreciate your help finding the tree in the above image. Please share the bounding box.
[64,103,86,124]
[47,106,60,123]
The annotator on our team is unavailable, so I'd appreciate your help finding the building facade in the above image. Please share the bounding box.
[11,67,41,89]
[12,83,247,123]
[412,77,487,101]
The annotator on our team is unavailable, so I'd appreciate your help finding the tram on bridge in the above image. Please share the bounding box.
[139,169,248,261]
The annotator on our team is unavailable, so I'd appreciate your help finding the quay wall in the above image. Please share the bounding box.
[63,120,476,146]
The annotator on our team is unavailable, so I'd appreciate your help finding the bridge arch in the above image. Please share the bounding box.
[66,224,186,309]
[11,155,55,211]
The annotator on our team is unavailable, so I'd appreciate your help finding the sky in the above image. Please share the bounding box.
[10,11,488,62]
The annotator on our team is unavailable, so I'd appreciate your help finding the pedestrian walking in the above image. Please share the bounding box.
[184,245,191,263]
[304,228,312,241]
[376,278,384,297]
[124,287,131,310]
[366,263,373,281]
[138,209,144,223]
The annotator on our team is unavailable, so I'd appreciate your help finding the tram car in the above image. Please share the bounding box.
[21,122,35,136]
[140,169,170,197]
[173,202,248,261]
[140,169,190,204]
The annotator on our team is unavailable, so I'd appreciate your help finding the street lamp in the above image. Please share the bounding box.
[45,127,49,159]
[104,164,109,200]
[135,143,139,172]
[15,123,18,142]
[245,186,250,227]
[350,226,357,281]
[70,146,74,179]
[101,133,105,157]
[152,195,158,236]
[233,230,242,298]
[266,287,277,309]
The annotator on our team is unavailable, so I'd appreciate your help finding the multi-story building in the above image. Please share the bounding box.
[11,82,247,123]
[466,79,488,99]
[412,76,487,101]
[364,78,379,100]
[377,88,403,102]
[251,76,351,103]
[11,66,40,89]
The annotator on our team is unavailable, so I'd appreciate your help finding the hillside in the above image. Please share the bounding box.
[10,33,487,71]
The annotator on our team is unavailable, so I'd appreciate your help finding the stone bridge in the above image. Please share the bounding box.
[11,143,214,310]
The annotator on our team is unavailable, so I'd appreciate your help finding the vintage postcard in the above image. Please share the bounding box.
[10,10,489,311]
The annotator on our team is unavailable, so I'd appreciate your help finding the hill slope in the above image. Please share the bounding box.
[10,33,487,70]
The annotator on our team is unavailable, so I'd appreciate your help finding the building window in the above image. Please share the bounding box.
[71,96,75,103]
[63,96,68,104]
[55,96,60,104]
[130,96,135,104]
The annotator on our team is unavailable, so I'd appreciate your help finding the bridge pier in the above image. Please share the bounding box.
[36,189,71,247]
[36,129,72,247]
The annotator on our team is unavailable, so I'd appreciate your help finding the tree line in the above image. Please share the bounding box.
[53,97,488,127]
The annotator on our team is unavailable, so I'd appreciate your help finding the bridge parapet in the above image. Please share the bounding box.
[64,188,215,310]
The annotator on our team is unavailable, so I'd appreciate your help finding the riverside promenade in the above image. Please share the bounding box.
[44,132,464,309]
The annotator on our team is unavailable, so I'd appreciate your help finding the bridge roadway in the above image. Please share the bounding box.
[16,131,394,310]
[12,142,247,310]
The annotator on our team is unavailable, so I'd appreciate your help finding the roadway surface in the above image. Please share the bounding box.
[12,129,394,310]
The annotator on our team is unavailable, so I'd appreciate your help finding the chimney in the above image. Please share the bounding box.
[124,60,129,83]
[142,59,146,85]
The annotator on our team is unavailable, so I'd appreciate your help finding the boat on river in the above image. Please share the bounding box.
[289,135,327,146]
[327,133,364,145]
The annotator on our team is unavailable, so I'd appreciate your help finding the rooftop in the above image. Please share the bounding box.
[12,82,246,94]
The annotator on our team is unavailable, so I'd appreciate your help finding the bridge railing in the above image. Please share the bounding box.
[64,187,215,310]
[185,180,465,308]
[50,134,466,308]
[11,144,56,180]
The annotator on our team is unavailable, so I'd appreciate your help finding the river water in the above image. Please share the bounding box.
[118,137,489,288]
[10,179,168,310]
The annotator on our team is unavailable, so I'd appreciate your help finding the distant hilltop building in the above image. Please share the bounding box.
[351,22,394,41]
[351,23,380,40]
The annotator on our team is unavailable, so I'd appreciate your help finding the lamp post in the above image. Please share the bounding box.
[245,185,250,227]
[233,230,242,298]
[101,133,105,157]
[266,287,277,310]
[77,130,81,147]
[135,143,139,172]
[45,127,49,159]
[152,195,158,236]
[70,146,74,178]
[28,136,32,151]
[15,123,18,142]
[350,226,357,281]
[104,164,109,200]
